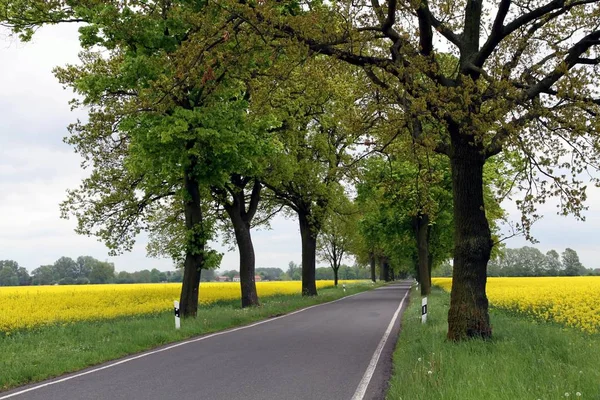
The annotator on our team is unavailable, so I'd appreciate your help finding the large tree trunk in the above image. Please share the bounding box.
[428,252,434,282]
[223,178,262,308]
[298,211,318,296]
[414,213,431,296]
[447,130,493,341]
[381,257,391,282]
[333,267,339,286]
[369,253,376,282]
[179,170,205,318]
[226,204,259,308]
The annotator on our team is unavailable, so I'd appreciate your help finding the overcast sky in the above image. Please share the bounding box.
[1,25,598,274]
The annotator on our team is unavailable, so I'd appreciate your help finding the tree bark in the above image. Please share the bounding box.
[369,253,376,282]
[447,128,493,341]
[179,170,205,318]
[379,256,386,281]
[428,252,434,282]
[414,213,431,296]
[381,257,391,282]
[333,267,339,286]
[226,202,259,308]
[222,178,261,308]
[298,211,318,296]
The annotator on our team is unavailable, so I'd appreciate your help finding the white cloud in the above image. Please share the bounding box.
[1,24,598,276]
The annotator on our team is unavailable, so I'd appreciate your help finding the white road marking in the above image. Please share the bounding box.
[351,289,410,400]
[0,289,371,399]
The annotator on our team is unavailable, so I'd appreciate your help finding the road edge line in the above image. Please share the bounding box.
[351,288,410,400]
[0,286,373,399]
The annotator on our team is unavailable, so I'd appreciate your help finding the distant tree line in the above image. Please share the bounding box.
[0,257,186,286]
[433,247,600,278]
[217,262,371,282]
[0,257,371,287]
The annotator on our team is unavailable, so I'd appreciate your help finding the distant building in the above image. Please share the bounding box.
[216,276,230,282]
[229,275,262,282]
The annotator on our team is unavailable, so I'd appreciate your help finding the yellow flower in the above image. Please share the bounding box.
[0,280,357,332]
[432,277,600,334]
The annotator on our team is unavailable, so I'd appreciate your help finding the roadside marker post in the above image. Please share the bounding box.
[421,297,428,324]
[174,300,181,329]
[343,284,346,292]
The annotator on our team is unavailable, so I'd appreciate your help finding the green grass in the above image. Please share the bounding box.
[0,282,379,391]
[387,287,600,400]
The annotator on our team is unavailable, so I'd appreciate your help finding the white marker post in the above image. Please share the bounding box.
[174,300,181,329]
[343,284,346,293]
[421,297,428,324]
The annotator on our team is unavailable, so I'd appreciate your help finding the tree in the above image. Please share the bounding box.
[256,56,373,296]
[255,268,284,281]
[315,267,334,280]
[88,261,115,284]
[8,0,599,339]
[200,269,216,282]
[47,1,276,316]
[75,256,97,279]
[0,260,27,286]
[31,265,56,285]
[246,0,600,340]
[546,250,562,276]
[149,268,162,283]
[53,257,77,281]
[286,262,301,281]
[562,248,585,276]
[0,266,18,286]
[317,200,358,286]
[115,271,135,284]
[16,266,31,286]
[167,270,183,283]
[354,153,456,290]
[488,247,547,276]
[214,178,266,307]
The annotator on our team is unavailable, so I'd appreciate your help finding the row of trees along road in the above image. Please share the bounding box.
[4,0,600,341]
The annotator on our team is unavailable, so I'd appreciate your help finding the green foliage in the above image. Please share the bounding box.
[317,197,360,272]
[487,246,593,277]
[286,261,302,281]
[49,0,282,267]
[353,150,454,275]
[254,56,370,233]
[562,248,586,277]
[28,256,115,285]
[0,260,30,286]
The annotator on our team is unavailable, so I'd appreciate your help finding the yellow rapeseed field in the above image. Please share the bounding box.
[432,277,600,334]
[0,281,353,332]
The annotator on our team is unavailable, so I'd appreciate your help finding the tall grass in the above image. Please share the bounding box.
[387,287,600,400]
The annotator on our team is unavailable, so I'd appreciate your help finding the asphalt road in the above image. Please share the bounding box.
[1,282,412,400]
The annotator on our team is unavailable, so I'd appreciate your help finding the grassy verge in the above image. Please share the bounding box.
[0,281,379,391]
[387,287,600,400]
